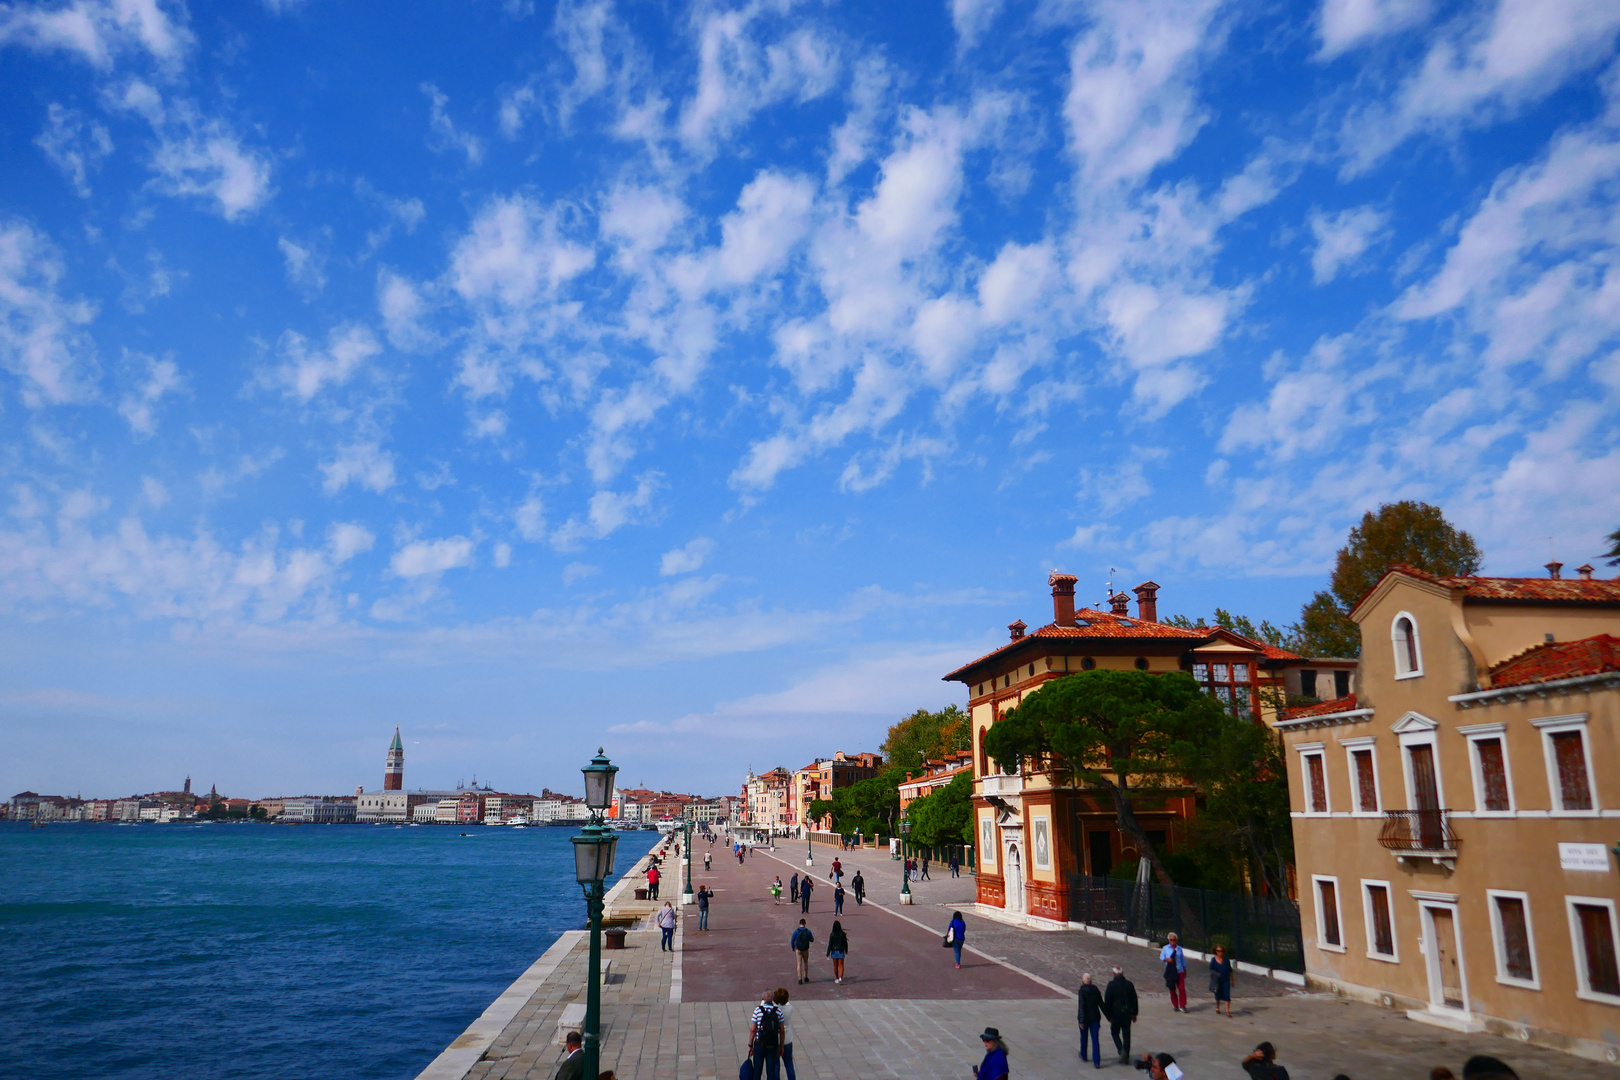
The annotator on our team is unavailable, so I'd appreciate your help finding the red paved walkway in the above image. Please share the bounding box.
[681,838,1062,1002]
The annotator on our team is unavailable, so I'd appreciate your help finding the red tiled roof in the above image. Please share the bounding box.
[1489,635,1620,689]
[1282,694,1359,720]
[943,609,1209,681]
[1369,564,1620,607]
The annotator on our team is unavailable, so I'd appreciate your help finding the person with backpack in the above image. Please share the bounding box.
[789,919,814,984]
[944,910,967,969]
[826,919,849,983]
[1103,965,1139,1064]
[748,990,784,1080]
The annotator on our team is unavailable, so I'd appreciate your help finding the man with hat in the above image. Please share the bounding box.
[1103,965,1139,1065]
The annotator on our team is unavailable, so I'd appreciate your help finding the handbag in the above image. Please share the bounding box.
[1208,966,1221,992]
[941,933,953,948]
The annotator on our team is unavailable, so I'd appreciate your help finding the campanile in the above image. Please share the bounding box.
[384,726,404,791]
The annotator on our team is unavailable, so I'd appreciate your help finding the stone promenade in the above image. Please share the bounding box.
[417,831,1620,1080]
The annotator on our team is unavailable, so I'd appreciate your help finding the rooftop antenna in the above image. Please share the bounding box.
[1104,567,1116,608]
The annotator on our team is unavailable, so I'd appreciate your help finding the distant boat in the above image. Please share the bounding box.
[506,815,531,827]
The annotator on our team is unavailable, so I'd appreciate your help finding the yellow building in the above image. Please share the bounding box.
[1274,563,1620,1063]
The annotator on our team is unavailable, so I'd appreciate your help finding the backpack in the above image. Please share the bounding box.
[756,1006,781,1051]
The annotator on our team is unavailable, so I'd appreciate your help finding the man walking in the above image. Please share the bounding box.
[920,856,930,881]
[831,857,842,884]
[704,851,712,872]
[748,991,784,1080]
[657,901,677,952]
[1078,973,1104,1069]
[647,864,660,901]
[1160,933,1187,1012]
[799,875,814,914]
[697,885,712,930]
[850,870,864,906]
[789,919,814,984]
[554,1031,584,1080]
[1103,965,1139,1064]
[949,853,960,878]
[789,872,799,904]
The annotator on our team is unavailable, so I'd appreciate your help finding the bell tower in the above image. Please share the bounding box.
[384,726,404,791]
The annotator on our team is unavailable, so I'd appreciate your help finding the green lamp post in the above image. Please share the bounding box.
[681,814,695,905]
[899,816,913,905]
[571,749,619,1080]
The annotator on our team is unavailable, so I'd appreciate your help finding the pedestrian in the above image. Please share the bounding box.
[1103,965,1138,1064]
[697,885,712,930]
[748,990,784,1080]
[826,919,849,983]
[972,1027,1009,1080]
[789,872,799,903]
[657,901,677,952]
[647,864,660,901]
[921,856,930,880]
[1160,932,1187,1012]
[704,851,712,872]
[554,1031,584,1080]
[1078,973,1104,1069]
[771,877,782,904]
[831,857,842,883]
[1241,1041,1289,1079]
[799,875,814,913]
[833,883,845,914]
[949,853,960,878]
[789,919,814,984]
[771,988,797,1080]
[851,870,865,906]
[1209,943,1234,1017]
[738,848,745,865]
[945,910,967,968]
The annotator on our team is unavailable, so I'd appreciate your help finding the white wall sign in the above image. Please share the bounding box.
[1558,842,1611,872]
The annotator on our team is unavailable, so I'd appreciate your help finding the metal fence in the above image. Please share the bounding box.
[899,840,975,871]
[1066,873,1303,974]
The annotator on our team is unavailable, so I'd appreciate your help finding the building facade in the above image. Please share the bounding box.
[742,768,792,832]
[794,752,885,832]
[1275,564,1620,1062]
[898,751,973,812]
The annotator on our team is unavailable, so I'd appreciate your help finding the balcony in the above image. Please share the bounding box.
[1378,809,1459,870]
[981,773,1025,798]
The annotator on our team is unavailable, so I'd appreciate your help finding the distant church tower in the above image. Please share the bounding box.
[384,726,404,791]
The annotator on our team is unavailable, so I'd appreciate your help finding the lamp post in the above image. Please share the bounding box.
[681,815,695,905]
[571,749,619,1080]
[899,816,913,905]
[806,818,814,868]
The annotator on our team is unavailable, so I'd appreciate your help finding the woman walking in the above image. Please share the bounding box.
[972,1027,1009,1080]
[826,920,849,984]
[656,901,677,952]
[945,910,967,969]
[1209,944,1234,1016]
[772,876,783,904]
[833,883,845,914]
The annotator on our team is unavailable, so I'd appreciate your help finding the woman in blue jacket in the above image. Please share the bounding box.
[973,1027,1008,1080]
[946,911,968,969]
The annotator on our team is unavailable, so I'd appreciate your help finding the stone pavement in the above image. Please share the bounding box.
[421,831,1620,1080]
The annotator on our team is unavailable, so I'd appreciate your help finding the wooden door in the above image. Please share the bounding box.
[1430,908,1464,1008]
[1408,744,1443,847]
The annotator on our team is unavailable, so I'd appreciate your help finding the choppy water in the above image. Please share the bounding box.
[0,821,632,1080]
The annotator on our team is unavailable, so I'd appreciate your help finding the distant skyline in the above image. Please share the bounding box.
[2,0,1618,799]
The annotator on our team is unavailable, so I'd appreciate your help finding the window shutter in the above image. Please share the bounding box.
[1551,731,1592,810]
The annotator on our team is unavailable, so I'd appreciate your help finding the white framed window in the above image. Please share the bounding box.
[1533,715,1599,815]
[1393,714,1446,812]
[1362,880,1398,962]
[1313,875,1345,952]
[1566,896,1620,1005]
[1392,612,1424,679]
[1297,743,1329,815]
[1487,890,1539,990]
[1341,736,1381,815]
[1459,723,1515,815]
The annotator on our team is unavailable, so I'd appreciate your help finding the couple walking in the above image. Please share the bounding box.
[788,919,849,984]
[1077,967,1139,1067]
[1160,933,1234,1014]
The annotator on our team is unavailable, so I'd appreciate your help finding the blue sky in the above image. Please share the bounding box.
[2,0,1618,801]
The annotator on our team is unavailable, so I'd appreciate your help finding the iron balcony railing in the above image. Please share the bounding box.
[1378,809,1459,854]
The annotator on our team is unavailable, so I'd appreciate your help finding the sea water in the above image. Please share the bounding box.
[0,821,633,1080]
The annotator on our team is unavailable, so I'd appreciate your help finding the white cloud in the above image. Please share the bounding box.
[278,236,327,296]
[390,535,474,578]
[514,493,546,541]
[0,0,193,72]
[328,522,375,562]
[1317,0,1431,58]
[147,113,273,220]
[0,220,100,407]
[377,270,432,351]
[678,4,840,152]
[713,170,815,285]
[140,475,168,508]
[422,82,484,166]
[117,350,182,436]
[319,440,397,494]
[35,103,113,198]
[268,323,380,402]
[451,194,595,311]
[1308,205,1390,283]
[659,536,715,576]
[950,0,1004,51]
[551,473,660,549]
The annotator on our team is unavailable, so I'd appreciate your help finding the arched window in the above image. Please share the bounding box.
[1392,614,1423,678]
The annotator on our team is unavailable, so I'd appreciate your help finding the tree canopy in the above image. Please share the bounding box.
[1292,501,1481,657]
[904,769,972,847]
[881,705,970,773]
[1604,525,1620,567]
[1163,607,1286,645]
[982,668,1229,888]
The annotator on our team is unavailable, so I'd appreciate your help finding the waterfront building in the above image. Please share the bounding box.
[281,796,358,824]
[1274,563,1620,1061]
[794,752,884,832]
[898,751,973,812]
[430,798,459,823]
[945,572,1334,925]
[741,767,792,833]
[255,797,285,819]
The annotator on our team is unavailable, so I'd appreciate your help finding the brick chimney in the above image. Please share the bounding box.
[1133,581,1160,623]
[1545,561,1563,580]
[1109,592,1130,615]
[1008,619,1026,641]
[1049,571,1078,627]
[1577,563,1595,580]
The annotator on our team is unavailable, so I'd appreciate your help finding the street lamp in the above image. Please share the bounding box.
[571,749,619,1080]
[681,814,695,905]
[899,816,913,905]
[806,814,814,868]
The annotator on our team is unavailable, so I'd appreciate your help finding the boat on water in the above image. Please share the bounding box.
[505,814,531,827]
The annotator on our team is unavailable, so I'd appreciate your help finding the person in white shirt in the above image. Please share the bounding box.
[771,987,797,1080]
[1159,933,1187,1012]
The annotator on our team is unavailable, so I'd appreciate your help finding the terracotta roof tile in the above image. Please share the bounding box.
[1383,564,1620,604]
[1489,634,1620,689]
[943,609,1208,681]
[1282,694,1359,720]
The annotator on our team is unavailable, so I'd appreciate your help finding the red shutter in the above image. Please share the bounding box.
[1368,885,1393,956]
[1577,904,1620,996]
[1320,881,1340,947]
[1354,750,1378,812]
[1495,896,1532,981]
[1551,732,1592,810]
[1475,738,1510,812]
[1307,754,1327,813]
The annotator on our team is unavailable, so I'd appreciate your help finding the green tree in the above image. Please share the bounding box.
[1603,526,1620,567]
[1292,501,1482,656]
[1185,700,1295,898]
[983,669,1228,889]
[881,705,970,774]
[1163,610,1286,646]
[904,770,973,847]
[826,769,905,836]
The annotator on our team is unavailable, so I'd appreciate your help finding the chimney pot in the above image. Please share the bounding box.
[1049,571,1078,627]
[1008,619,1027,641]
[1545,561,1563,580]
[1133,580,1161,623]
[1109,592,1130,616]
[1576,563,1595,580]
